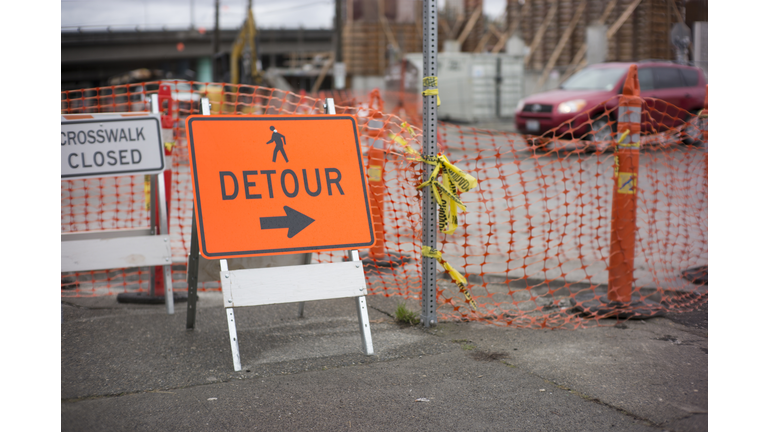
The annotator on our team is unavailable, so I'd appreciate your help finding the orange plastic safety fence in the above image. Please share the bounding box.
[61,82,707,329]
[60,82,405,297]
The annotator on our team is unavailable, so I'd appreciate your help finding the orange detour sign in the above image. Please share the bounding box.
[186,115,375,258]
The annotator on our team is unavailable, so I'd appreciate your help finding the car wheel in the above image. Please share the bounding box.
[681,112,704,146]
[584,115,615,152]
[586,117,614,141]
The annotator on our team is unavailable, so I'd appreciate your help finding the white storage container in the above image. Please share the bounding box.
[396,52,524,123]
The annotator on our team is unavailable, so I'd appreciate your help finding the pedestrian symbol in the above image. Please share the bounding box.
[617,172,636,194]
[266,126,288,162]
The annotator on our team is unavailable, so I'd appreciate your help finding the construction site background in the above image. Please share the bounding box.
[340,0,707,96]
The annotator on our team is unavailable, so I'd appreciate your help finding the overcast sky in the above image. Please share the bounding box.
[61,0,509,30]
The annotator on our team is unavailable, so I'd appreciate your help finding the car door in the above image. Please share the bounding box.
[678,68,705,113]
[647,67,686,129]
[637,67,655,133]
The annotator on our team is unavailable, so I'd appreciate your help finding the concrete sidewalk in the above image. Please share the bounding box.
[62,292,707,431]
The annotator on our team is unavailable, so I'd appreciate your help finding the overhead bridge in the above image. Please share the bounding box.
[62,27,334,88]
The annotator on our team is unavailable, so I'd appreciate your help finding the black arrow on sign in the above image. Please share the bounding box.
[259,206,315,238]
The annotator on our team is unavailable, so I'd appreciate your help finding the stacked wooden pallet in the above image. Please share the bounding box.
[343,21,422,76]
[508,0,687,71]
[342,0,695,79]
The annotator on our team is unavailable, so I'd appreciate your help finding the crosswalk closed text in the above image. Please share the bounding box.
[61,115,166,179]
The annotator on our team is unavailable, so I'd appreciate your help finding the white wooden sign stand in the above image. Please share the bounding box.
[61,95,176,314]
[197,98,374,371]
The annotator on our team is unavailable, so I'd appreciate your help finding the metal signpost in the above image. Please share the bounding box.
[61,96,177,314]
[185,98,375,371]
[421,0,439,327]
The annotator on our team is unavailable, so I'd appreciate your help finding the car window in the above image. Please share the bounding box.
[680,69,699,87]
[618,68,654,92]
[652,67,684,89]
[561,66,628,91]
[638,68,654,91]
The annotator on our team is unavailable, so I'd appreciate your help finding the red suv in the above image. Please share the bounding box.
[514,61,707,145]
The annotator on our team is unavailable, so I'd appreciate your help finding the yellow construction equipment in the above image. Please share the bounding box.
[230,8,262,86]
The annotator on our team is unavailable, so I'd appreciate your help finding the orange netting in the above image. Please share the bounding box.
[61,81,707,328]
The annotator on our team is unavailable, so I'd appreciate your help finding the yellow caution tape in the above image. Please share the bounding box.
[164,141,175,152]
[390,121,477,234]
[422,76,441,107]
[401,122,416,138]
[389,122,421,158]
[389,133,421,158]
[442,172,459,234]
[616,129,630,144]
[421,246,477,310]
[613,130,630,179]
[418,154,478,193]
[615,128,639,149]
[422,89,441,107]
[440,156,478,193]
[144,175,151,211]
[414,154,477,234]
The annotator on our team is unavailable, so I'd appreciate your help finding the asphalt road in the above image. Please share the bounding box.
[61,292,708,431]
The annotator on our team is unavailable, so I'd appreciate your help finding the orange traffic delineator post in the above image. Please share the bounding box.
[357,89,410,268]
[366,107,386,261]
[571,65,669,319]
[607,64,642,304]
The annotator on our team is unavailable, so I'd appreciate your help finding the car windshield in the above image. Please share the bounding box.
[560,66,628,91]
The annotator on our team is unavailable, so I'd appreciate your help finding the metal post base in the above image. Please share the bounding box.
[682,265,708,285]
[117,292,188,305]
[570,294,664,320]
[570,286,707,320]
[61,275,79,290]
